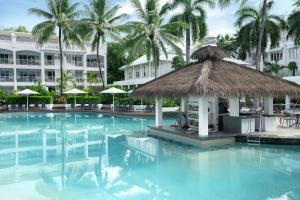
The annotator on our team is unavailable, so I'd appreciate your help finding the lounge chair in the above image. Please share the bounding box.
[65,104,71,110]
[96,104,103,111]
[42,103,46,110]
[7,104,11,111]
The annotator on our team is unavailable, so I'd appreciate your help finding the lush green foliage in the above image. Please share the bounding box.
[264,62,283,77]
[287,61,298,76]
[169,0,213,63]
[29,81,55,97]
[80,0,127,88]
[287,1,300,45]
[6,96,53,104]
[122,0,183,78]
[0,25,29,33]
[66,96,102,104]
[217,34,237,52]
[235,1,285,54]
[171,55,185,70]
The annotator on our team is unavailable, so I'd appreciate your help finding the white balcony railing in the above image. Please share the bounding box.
[0,76,14,82]
[87,62,105,68]
[45,60,55,65]
[45,76,55,82]
[17,76,41,82]
[0,58,13,64]
[16,59,40,65]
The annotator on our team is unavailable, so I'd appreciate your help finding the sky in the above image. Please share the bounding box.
[0,0,295,37]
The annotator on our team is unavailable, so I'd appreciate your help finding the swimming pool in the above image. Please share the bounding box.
[0,112,299,200]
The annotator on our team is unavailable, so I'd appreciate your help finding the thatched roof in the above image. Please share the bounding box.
[133,46,300,98]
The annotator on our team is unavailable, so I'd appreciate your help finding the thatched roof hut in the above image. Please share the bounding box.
[133,46,300,98]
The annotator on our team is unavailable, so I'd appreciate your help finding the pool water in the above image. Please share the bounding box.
[0,112,299,200]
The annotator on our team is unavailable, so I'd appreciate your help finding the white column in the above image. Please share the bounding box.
[264,96,273,115]
[13,67,17,90]
[155,97,163,126]
[41,52,45,83]
[83,54,87,88]
[229,97,239,117]
[285,95,291,110]
[181,97,188,112]
[198,96,208,136]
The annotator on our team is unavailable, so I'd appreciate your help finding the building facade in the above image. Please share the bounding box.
[245,30,300,75]
[114,54,178,89]
[0,31,107,93]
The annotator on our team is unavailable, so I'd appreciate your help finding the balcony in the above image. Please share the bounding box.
[45,76,55,82]
[87,61,97,68]
[16,59,40,65]
[45,60,55,66]
[0,76,14,82]
[17,76,41,82]
[0,58,13,64]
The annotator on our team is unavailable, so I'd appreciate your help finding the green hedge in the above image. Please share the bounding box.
[6,96,53,104]
[66,96,102,104]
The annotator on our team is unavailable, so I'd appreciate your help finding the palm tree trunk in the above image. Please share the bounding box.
[186,28,191,64]
[255,0,267,71]
[96,33,105,90]
[58,27,63,97]
[152,43,158,78]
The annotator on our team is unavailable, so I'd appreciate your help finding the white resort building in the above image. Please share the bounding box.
[114,54,179,89]
[246,30,300,75]
[0,31,107,93]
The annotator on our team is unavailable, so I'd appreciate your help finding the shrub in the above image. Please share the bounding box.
[66,96,102,104]
[6,96,53,104]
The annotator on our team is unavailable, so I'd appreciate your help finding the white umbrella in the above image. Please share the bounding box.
[100,87,127,112]
[16,89,39,111]
[63,88,87,106]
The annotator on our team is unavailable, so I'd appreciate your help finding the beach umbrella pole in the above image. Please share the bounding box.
[113,94,115,112]
[74,96,76,109]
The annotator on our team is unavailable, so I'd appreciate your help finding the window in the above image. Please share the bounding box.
[135,67,140,78]
[271,51,283,61]
[289,47,298,59]
[143,65,147,77]
[128,70,133,79]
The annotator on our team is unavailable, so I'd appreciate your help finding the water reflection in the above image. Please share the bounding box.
[0,113,300,200]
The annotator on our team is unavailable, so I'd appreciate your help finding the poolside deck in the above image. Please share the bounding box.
[149,126,238,146]
[149,125,300,146]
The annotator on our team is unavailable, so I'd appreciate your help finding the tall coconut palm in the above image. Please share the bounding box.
[81,0,126,89]
[28,0,82,101]
[235,1,285,70]
[287,0,300,45]
[123,0,183,78]
[217,34,237,53]
[169,0,214,64]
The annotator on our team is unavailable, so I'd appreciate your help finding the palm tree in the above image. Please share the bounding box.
[81,0,127,89]
[288,61,298,76]
[216,34,237,53]
[169,0,214,64]
[264,62,283,77]
[28,0,82,101]
[235,1,285,70]
[123,0,183,78]
[287,0,300,45]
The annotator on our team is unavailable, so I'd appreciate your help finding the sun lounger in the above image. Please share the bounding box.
[65,104,71,110]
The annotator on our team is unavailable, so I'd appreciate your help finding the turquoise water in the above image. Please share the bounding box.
[0,112,300,200]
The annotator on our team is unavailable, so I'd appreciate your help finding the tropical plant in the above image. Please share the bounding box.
[29,81,55,97]
[264,62,283,77]
[169,0,213,64]
[28,0,83,101]
[56,71,74,92]
[171,55,185,70]
[122,0,183,78]
[287,61,298,76]
[81,0,127,89]
[235,0,285,70]
[217,34,237,53]
[86,72,99,87]
[287,0,300,45]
